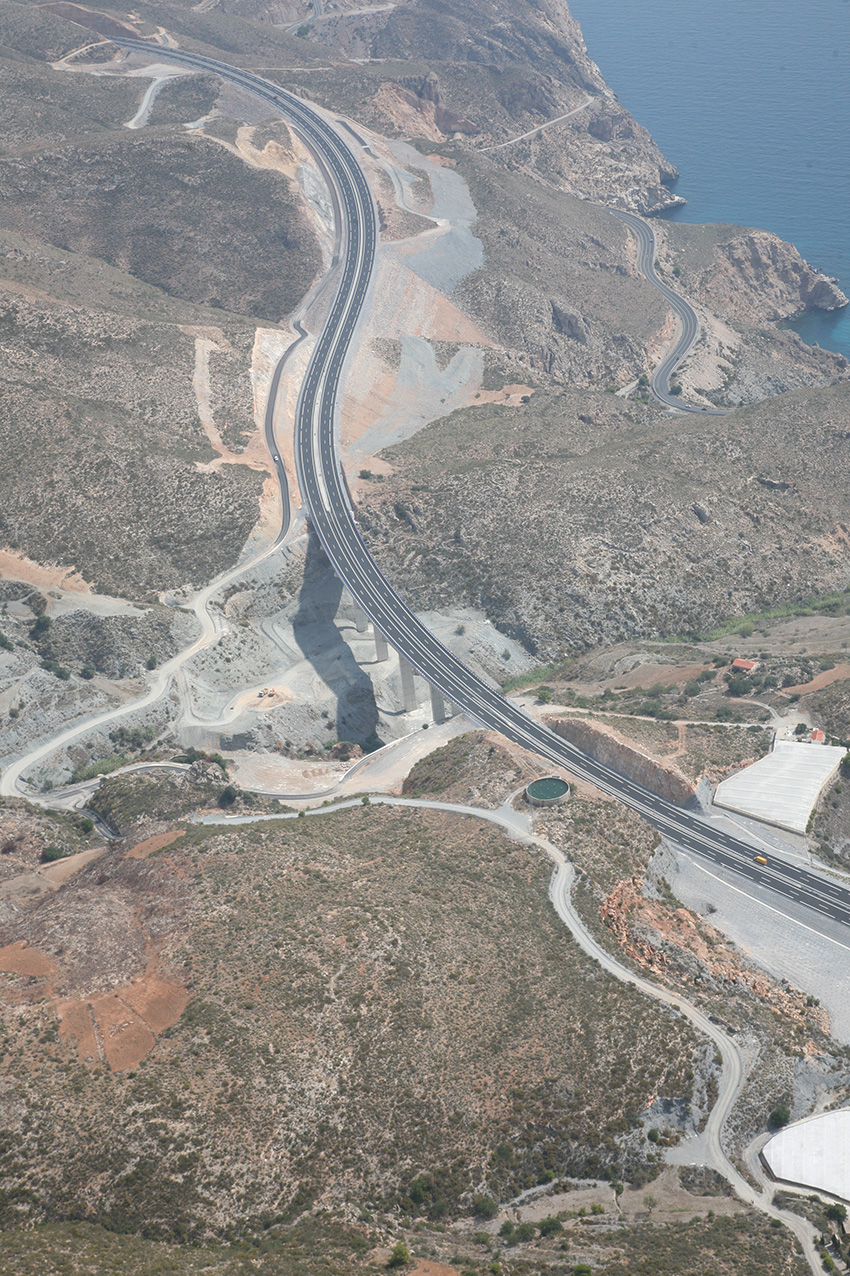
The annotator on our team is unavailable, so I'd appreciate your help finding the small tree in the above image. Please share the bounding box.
[387,1242,410,1269]
[218,785,238,807]
[40,845,64,863]
[825,1203,847,1226]
[769,1104,791,1128]
[473,1194,498,1220]
[537,686,553,704]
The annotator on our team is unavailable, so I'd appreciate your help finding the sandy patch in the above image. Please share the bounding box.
[610,662,711,691]
[786,663,850,696]
[513,1184,615,1222]
[58,1000,100,1064]
[0,548,92,594]
[237,684,295,713]
[369,83,445,142]
[41,846,107,885]
[619,1168,743,1222]
[0,941,57,977]
[120,975,190,1033]
[59,971,190,1070]
[91,992,157,1072]
[472,383,536,406]
[125,829,185,859]
[231,753,349,795]
[410,1263,460,1276]
[676,305,741,401]
[340,254,492,463]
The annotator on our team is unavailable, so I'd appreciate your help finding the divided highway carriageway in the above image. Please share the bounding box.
[118,38,850,936]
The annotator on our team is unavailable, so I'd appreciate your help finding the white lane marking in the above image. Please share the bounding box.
[680,856,850,954]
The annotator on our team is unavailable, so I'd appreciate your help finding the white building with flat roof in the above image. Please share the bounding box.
[713,740,845,834]
[763,1109,850,1203]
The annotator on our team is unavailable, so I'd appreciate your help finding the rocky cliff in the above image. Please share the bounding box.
[663,224,848,324]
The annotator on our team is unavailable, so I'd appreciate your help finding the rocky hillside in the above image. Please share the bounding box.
[275,0,682,214]
[0,7,329,598]
[0,133,321,322]
[363,382,850,659]
[0,799,698,1234]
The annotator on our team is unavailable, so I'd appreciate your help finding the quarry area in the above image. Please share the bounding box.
[1,1,850,1274]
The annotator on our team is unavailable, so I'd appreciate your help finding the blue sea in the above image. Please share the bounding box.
[568,0,850,359]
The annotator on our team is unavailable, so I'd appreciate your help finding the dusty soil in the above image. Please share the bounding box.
[125,829,186,860]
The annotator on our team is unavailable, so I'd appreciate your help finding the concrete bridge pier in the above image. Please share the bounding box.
[430,684,447,723]
[399,655,418,713]
[374,628,389,662]
[353,602,369,633]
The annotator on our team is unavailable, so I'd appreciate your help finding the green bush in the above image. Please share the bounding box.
[218,785,238,808]
[473,1195,498,1220]
[387,1242,411,1268]
[538,1216,563,1236]
[769,1105,791,1129]
[512,1223,535,1243]
[40,845,65,863]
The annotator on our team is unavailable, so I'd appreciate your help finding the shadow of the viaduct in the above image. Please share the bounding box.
[291,528,382,747]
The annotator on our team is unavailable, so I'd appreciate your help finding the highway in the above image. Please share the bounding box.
[610,207,727,415]
[116,38,850,935]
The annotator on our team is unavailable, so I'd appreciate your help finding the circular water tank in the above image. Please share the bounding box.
[525,776,570,807]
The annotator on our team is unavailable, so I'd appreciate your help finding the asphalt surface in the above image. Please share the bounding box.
[610,207,727,415]
[116,39,850,935]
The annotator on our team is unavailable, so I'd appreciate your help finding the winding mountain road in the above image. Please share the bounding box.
[194,792,821,1268]
[611,207,726,414]
[101,39,850,941]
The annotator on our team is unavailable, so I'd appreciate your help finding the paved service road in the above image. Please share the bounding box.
[610,207,726,415]
[116,39,850,936]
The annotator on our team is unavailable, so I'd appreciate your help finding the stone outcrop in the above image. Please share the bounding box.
[599,874,831,1036]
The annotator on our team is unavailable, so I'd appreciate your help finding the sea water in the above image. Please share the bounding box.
[568,0,850,358]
